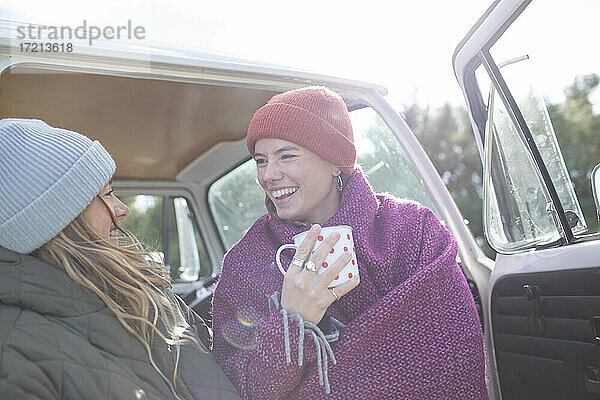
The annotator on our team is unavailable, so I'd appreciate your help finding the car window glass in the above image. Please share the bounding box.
[119,195,211,281]
[486,0,599,239]
[483,85,561,251]
[208,161,266,249]
[351,107,440,215]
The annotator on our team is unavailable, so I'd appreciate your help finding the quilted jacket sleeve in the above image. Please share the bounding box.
[0,378,52,400]
[174,296,243,400]
[0,307,59,400]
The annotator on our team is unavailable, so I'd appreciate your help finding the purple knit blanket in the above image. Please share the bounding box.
[212,168,488,399]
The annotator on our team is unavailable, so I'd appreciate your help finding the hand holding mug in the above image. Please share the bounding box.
[276,225,359,287]
[279,224,360,324]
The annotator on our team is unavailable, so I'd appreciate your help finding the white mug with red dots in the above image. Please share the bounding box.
[275,225,359,288]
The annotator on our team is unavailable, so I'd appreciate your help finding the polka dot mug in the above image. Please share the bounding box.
[275,225,359,288]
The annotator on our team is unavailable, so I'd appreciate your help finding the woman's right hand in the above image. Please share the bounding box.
[280,224,360,324]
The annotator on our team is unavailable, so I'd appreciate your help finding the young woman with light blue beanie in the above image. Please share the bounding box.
[0,119,241,400]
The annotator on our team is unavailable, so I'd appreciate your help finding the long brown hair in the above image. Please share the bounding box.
[33,197,203,398]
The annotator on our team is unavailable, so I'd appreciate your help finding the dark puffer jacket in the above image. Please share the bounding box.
[0,247,241,400]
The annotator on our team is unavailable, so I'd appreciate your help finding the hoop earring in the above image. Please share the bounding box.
[335,173,344,192]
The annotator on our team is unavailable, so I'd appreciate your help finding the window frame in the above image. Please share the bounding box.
[112,183,214,283]
[480,49,575,248]
[452,0,595,253]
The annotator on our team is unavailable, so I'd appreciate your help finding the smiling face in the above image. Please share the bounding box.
[83,182,130,242]
[254,138,341,224]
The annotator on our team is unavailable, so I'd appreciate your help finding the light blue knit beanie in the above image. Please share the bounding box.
[0,118,116,254]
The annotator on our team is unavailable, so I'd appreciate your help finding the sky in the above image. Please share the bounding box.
[1,0,599,111]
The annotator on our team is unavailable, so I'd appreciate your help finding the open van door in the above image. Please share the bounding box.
[455,0,600,398]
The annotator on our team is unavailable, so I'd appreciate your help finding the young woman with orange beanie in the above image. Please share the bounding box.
[211,87,488,399]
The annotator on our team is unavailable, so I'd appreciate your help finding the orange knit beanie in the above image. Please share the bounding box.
[246,86,356,175]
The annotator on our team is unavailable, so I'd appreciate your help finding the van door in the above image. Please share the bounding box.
[455,1,600,399]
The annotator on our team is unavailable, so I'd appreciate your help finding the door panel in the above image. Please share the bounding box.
[492,266,600,399]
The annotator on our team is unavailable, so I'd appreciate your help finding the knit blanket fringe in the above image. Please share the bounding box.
[268,292,344,394]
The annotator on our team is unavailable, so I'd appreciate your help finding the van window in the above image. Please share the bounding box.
[476,0,596,251]
[208,106,439,250]
[351,107,440,214]
[208,161,267,249]
[119,195,212,282]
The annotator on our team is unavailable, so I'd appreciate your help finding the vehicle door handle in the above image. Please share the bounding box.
[523,284,544,336]
[591,317,600,348]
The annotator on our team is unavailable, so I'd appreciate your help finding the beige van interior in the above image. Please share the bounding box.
[0,66,276,179]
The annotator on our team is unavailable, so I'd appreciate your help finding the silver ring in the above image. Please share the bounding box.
[304,260,318,272]
[331,287,340,301]
[291,256,305,268]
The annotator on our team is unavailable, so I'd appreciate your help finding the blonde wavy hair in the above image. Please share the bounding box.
[33,195,204,399]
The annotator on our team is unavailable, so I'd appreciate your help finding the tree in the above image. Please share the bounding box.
[404,102,492,257]
[548,74,600,233]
